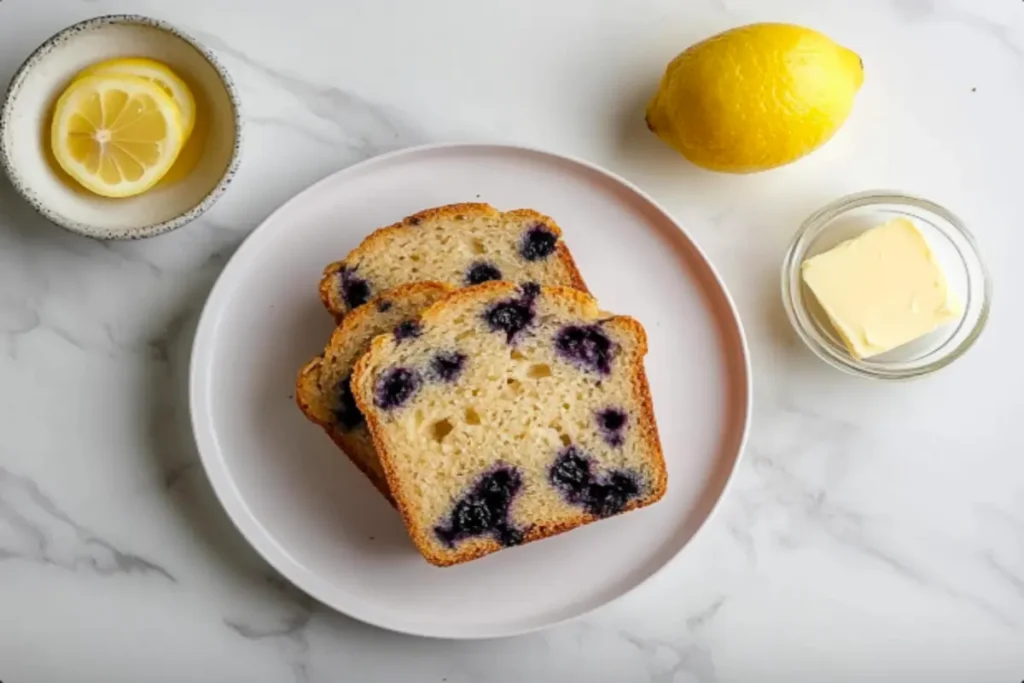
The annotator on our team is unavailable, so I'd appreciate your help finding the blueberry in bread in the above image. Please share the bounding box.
[296,282,454,502]
[319,203,588,321]
[350,282,667,566]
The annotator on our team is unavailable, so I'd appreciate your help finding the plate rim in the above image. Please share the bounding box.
[188,141,753,639]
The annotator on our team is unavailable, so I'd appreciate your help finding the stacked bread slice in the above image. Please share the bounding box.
[297,203,666,567]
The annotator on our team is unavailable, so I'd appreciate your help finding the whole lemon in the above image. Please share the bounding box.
[645,23,863,173]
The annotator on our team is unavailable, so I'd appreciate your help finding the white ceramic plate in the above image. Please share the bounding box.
[190,143,750,639]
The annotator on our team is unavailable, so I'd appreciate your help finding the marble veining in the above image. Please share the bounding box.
[0,466,175,581]
[1,0,1023,681]
[189,30,426,157]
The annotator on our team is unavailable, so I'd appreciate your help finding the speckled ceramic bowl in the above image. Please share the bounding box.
[0,15,242,240]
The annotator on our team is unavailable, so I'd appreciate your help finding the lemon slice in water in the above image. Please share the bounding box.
[51,75,185,198]
[77,57,196,141]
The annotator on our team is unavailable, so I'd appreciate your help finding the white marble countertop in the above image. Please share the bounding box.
[1,0,1022,680]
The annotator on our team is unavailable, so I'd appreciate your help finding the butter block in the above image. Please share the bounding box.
[801,217,960,359]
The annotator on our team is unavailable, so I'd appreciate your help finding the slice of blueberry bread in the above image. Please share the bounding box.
[350,282,667,566]
[296,282,455,503]
[319,203,588,321]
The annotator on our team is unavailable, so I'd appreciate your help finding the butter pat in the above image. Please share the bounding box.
[801,217,960,359]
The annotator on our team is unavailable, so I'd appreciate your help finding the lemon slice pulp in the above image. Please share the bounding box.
[77,57,196,141]
[51,75,185,198]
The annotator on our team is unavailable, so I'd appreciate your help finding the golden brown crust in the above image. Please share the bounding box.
[318,204,589,320]
[553,242,589,292]
[405,202,500,225]
[502,208,589,291]
[295,358,395,504]
[321,281,455,362]
[629,347,667,506]
[351,281,667,567]
[295,356,329,423]
[296,282,457,507]
[320,204,497,319]
[318,262,346,324]
[345,204,501,268]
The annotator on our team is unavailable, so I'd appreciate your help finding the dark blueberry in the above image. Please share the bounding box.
[393,319,421,341]
[373,367,420,409]
[549,446,641,516]
[435,526,456,547]
[434,466,525,548]
[376,299,392,313]
[549,446,591,500]
[478,467,518,509]
[332,374,363,430]
[554,325,613,374]
[520,224,558,261]
[597,408,628,446]
[584,472,639,518]
[494,523,524,546]
[520,282,541,300]
[466,262,503,285]
[340,268,371,309]
[431,350,466,382]
[450,498,492,536]
[484,297,535,343]
[598,409,626,431]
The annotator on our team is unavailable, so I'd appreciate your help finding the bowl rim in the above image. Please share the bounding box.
[781,189,992,380]
[0,14,243,240]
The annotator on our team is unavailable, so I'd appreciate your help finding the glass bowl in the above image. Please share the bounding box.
[782,191,990,380]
